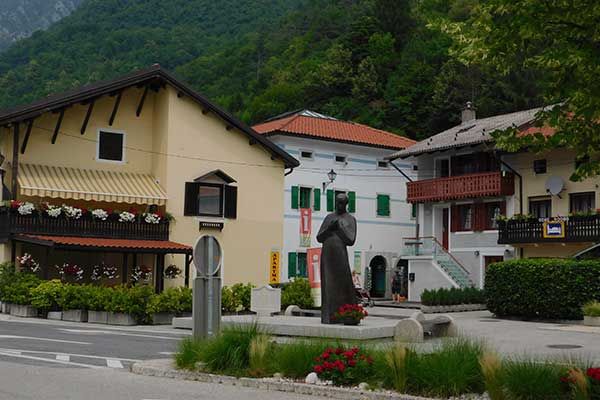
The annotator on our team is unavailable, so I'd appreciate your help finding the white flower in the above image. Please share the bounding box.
[62,204,82,219]
[46,205,62,218]
[17,202,35,216]
[91,209,108,221]
[144,213,161,224]
[17,253,40,273]
[118,211,135,223]
[91,265,102,281]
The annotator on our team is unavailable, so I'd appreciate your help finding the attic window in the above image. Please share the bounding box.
[97,130,125,162]
[300,150,314,160]
[533,159,547,174]
[377,160,389,169]
[335,155,347,164]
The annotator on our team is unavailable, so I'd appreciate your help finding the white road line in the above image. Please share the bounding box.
[106,359,124,368]
[0,348,140,362]
[59,329,180,340]
[56,354,70,362]
[0,335,90,345]
[0,351,104,369]
[158,352,174,355]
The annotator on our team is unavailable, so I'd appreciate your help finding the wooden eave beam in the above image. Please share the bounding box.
[51,109,65,144]
[109,92,123,126]
[11,123,19,199]
[136,86,150,117]
[20,119,34,154]
[81,100,95,135]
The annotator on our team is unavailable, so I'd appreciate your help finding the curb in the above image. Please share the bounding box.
[131,359,434,400]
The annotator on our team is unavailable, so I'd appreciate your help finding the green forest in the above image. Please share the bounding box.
[0,0,545,139]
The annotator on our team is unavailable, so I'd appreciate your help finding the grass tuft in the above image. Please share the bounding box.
[384,345,409,393]
[583,301,600,317]
[480,351,505,400]
[501,358,568,400]
[175,337,204,370]
[249,334,271,377]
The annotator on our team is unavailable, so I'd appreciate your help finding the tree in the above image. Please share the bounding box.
[443,0,600,180]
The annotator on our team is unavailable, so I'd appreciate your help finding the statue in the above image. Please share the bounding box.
[316,193,357,324]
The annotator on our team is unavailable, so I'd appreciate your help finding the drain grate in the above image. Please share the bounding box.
[547,344,583,349]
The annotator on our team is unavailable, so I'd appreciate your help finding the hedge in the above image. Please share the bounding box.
[485,258,600,320]
[421,287,485,306]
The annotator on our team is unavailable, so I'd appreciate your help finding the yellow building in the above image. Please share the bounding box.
[0,65,298,290]
[500,146,600,258]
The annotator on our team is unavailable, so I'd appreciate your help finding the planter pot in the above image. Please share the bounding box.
[62,309,88,323]
[10,304,38,318]
[584,316,600,327]
[88,310,108,324]
[107,312,136,326]
[47,311,63,320]
[342,317,361,326]
[150,312,175,325]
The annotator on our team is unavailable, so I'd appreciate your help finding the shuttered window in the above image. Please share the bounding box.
[184,182,237,219]
[297,253,307,278]
[299,187,312,208]
[484,201,505,230]
[291,186,299,209]
[326,190,334,211]
[377,194,390,216]
[326,190,356,213]
[313,188,321,211]
[348,191,356,213]
[452,204,474,232]
[288,252,297,278]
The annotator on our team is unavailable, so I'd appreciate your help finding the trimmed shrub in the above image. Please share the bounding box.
[421,287,485,306]
[485,259,600,319]
[86,285,113,312]
[281,278,314,309]
[59,284,90,310]
[147,287,188,314]
[30,280,64,312]
[1,272,41,305]
[106,285,154,323]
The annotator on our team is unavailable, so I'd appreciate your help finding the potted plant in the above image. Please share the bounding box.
[583,301,600,327]
[87,286,112,324]
[5,273,41,317]
[30,280,64,320]
[107,285,154,325]
[59,284,89,322]
[334,303,368,326]
[147,288,181,325]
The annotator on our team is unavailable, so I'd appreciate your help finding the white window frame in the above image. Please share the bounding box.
[299,149,314,160]
[96,128,126,164]
[433,156,450,178]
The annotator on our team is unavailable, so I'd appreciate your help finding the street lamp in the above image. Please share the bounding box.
[322,169,337,191]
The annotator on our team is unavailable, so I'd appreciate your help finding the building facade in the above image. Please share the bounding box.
[0,65,298,290]
[254,111,416,299]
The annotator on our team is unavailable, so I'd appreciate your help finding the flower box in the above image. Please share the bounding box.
[150,312,176,325]
[10,304,38,318]
[62,309,88,323]
[88,310,109,324]
[584,316,600,327]
[47,311,63,320]
[107,312,136,326]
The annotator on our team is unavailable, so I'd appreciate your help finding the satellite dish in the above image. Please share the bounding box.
[545,176,565,196]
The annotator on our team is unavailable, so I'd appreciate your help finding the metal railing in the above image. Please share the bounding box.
[498,215,600,244]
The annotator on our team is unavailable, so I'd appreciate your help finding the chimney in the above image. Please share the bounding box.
[461,101,476,123]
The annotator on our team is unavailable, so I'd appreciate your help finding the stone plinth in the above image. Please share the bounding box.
[250,286,281,317]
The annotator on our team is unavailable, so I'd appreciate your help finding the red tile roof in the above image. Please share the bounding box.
[253,111,416,150]
[18,235,192,253]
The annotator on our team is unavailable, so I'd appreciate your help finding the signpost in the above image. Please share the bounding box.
[192,235,222,339]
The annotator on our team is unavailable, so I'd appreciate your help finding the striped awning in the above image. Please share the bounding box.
[18,163,168,205]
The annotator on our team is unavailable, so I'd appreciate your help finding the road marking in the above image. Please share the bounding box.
[0,335,90,345]
[59,329,180,340]
[106,359,124,368]
[0,350,104,369]
[0,348,140,362]
[158,352,174,355]
[56,354,70,362]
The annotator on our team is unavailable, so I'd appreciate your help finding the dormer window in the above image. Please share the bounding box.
[184,170,237,218]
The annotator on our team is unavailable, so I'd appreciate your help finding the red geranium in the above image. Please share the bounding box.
[312,346,374,386]
[334,303,368,323]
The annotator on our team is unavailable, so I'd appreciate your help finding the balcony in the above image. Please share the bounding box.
[498,215,600,244]
[407,171,514,203]
[0,208,170,242]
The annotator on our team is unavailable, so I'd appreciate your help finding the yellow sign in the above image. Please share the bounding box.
[269,251,280,284]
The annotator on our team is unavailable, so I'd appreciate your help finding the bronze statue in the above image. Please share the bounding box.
[316,193,357,324]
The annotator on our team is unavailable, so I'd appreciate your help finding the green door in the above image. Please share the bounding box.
[369,256,387,298]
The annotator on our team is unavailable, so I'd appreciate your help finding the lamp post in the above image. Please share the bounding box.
[322,169,337,192]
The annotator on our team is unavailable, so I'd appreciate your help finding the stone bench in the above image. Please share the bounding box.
[394,311,457,343]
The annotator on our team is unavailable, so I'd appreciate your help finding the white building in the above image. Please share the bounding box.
[254,110,416,298]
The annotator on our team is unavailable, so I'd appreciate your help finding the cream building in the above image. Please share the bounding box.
[0,65,298,289]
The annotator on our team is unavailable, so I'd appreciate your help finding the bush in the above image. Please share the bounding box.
[485,259,600,319]
[421,287,485,306]
[281,278,314,309]
[583,301,600,317]
[221,283,253,314]
[1,272,41,305]
[147,287,189,314]
[30,280,64,312]
[198,324,261,375]
[106,285,154,323]
[501,359,569,400]
[179,287,192,313]
[59,284,89,310]
[0,262,17,300]
[175,337,204,370]
[86,285,113,311]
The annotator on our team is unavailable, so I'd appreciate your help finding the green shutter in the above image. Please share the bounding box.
[297,253,307,278]
[313,188,321,211]
[377,194,390,216]
[326,189,334,212]
[288,252,297,278]
[291,186,299,209]
[376,194,384,216]
[348,191,356,213]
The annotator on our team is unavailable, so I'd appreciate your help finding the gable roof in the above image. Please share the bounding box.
[387,106,548,160]
[253,110,416,150]
[0,64,299,168]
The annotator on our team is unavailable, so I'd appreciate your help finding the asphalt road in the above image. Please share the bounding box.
[0,315,325,399]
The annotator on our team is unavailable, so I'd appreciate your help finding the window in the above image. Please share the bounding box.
[412,165,418,171]
[451,153,499,176]
[335,154,347,164]
[533,159,547,174]
[529,197,552,219]
[326,189,356,213]
[288,252,307,278]
[97,130,124,162]
[300,150,314,160]
[570,192,596,214]
[299,187,312,208]
[184,182,237,218]
[377,160,389,169]
[436,158,450,177]
[411,203,417,219]
[457,204,473,231]
[376,194,390,217]
[485,202,505,230]
[291,186,321,211]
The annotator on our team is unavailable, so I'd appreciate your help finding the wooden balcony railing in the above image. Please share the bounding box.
[498,215,600,244]
[0,209,169,241]
[407,171,514,203]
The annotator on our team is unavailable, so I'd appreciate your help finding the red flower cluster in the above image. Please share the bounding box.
[588,367,600,381]
[334,303,368,322]
[63,264,83,275]
[10,200,21,209]
[312,346,373,386]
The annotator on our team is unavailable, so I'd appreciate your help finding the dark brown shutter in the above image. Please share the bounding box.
[184,182,199,216]
[500,201,506,215]
[450,205,459,232]
[224,185,238,219]
[473,203,486,231]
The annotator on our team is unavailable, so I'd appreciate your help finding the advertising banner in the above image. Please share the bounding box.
[300,208,312,247]
[307,247,322,307]
[269,251,280,284]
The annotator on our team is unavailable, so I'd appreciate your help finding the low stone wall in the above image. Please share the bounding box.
[421,304,487,314]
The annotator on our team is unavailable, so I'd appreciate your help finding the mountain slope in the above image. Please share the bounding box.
[0,0,84,51]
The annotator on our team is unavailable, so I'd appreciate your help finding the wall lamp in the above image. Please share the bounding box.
[322,169,337,192]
